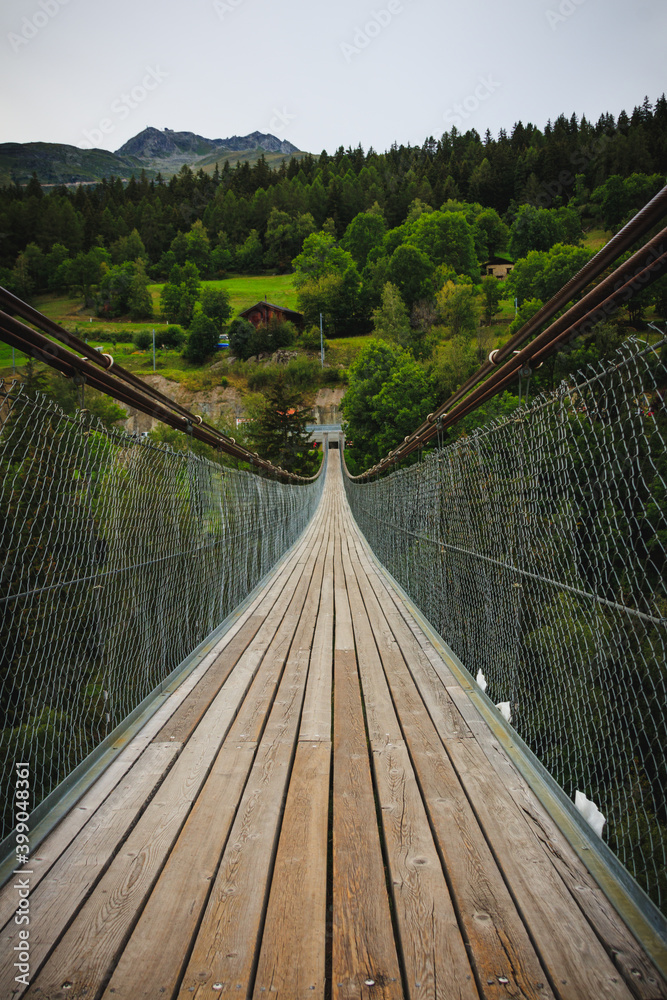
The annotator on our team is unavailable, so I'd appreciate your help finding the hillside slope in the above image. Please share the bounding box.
[0,142,143,186]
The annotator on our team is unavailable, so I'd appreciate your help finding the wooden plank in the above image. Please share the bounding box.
[344,507,638,1000]
[101,743,257,1000]
[331,500,355,656]
[22,731,243,1000]
[0,728,181,934]
[0,742,179,1000]
[0,496,320,933]
[337,528,479,1000]
[472,734,667,1000]
[332,643,403,1000]
[233,508,331,747]
[374,742,479,1000]
[176,515,331,998]
[151,500,324,743]
[337,535,402,747]
[299,531,334,742]
[345,513,472,741]
[101,504,332,1000]
[176,732,294,998]
[5,450,661,1000]
[331,506,403,1000]
[252,741,331,1000]
[441,735,641,1000]
[348,529,495,735]
[386,687,557,999]
[153,613,265,742]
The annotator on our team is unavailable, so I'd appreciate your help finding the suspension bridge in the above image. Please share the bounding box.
[1,188,667,999]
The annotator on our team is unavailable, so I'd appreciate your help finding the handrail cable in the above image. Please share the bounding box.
[0,293,318,483]
[351,188,667,478]
[389,240,667,464]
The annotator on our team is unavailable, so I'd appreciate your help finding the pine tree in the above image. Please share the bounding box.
[248,373,316,475]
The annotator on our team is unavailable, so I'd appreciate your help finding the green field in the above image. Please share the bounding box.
[582,228,613,251]
[0,275,300,373]
[0,274,301,379]
[148,273,298,316]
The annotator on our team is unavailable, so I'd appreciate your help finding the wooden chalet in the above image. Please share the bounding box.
[239,300,304,329]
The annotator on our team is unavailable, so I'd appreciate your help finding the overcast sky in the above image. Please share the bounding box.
[1,0,665,155]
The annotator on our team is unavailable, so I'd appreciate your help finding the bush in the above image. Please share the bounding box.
[299,324,323,352]
[246,365,280,390]
[285,356,321,388]
[133,331,152,350]
[322,365,344,384]
[112,331,134,344]
[183,313,219,363]
[245,318,298,356]
[265,318,297,350]
[159,325,186,349]
[228,318,257,360]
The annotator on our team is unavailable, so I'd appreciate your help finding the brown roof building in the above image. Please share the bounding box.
[481,256,515,279]
[239,300,304,329]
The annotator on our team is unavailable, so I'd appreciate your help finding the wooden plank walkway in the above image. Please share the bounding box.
[1,451,665,1000]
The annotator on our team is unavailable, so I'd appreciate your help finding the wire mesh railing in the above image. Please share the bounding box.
[343,337,667,912]
[0,381,325,843]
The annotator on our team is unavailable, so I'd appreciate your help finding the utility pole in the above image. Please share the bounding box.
[319,313,324,369]
[152,328,156,372]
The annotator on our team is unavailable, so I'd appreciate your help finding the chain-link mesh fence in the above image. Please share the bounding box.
[344,337,667,912]
[0,381,325,843]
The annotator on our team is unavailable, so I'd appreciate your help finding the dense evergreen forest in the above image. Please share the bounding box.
[1,96,666,293]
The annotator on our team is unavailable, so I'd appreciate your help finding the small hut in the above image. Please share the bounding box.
[239,300,304,329]
[481,256,515,280]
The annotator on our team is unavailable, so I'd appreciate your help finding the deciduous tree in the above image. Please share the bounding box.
[435,280,481,339]
[342,339,435,473]
[481,274,503,324]
[386,244,434,309]
[199,286,232,333]
[372,282,411,347]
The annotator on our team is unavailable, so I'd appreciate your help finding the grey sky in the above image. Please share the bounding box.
[1,0,665,155]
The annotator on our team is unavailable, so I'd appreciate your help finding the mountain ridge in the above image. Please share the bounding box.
[115,126,299,159]
[0,128,303,186]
